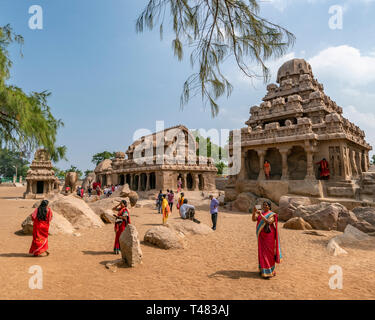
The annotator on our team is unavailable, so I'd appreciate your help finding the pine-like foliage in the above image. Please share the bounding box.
[136,0,295,117]
[0,24,66,162]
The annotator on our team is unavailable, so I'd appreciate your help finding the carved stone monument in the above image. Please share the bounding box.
[24,149,60,199]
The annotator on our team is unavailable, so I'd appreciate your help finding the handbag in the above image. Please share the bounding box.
[263,223,271,233]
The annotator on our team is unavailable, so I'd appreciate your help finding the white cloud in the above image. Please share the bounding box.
[343,105,375,150]
[308,45,375,87]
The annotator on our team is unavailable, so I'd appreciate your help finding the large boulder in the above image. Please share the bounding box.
[283,217,312,230]
[144,226,186,249]
[49,195,104,229]
[88,197,130,216]
[119,224,143,267]
[294,202,375,233]
[254,198,279,214]
[118,184,139,207]
[352,207,375,226]
[170,220,213,235]
[327,225,371,256]
[21,212,75,235]
[224,189,238,202]
[21,216,34,234]
[232,192,257,213]
[279,196,311,221]
[100,209,116,224]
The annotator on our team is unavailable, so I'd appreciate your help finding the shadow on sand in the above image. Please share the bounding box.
[208,270,260,280]
[0,253,32,258]
[14,230,29,236]
[82,250,114,256]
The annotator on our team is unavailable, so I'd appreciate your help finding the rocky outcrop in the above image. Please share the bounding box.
[327,225,371,256]
[352,207,375,226]
[232,192,257,212]
[170,220,213,235]
[279,196,311,221]
[100,209,116,224]
[21,211,75,235]
[88,197,130,216]
[283,217,312,230]
[144,226,186,249]
[112,184,138,207]
[294,202,375,233]
[49,196,104,229]
[119,224,143,267]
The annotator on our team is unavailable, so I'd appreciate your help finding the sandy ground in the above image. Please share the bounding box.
[0,186,375,300]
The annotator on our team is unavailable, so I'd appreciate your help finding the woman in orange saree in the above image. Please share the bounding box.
[29,200,53,257]
[252,201,282,279]
[263,160,271,180]
[162,195,171,225]
[112,200,131,255]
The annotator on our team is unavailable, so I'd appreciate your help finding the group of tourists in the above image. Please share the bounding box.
[28,182,282,279]
[263,158,330,180]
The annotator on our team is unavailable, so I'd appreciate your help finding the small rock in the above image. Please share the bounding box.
[283,217,312,230]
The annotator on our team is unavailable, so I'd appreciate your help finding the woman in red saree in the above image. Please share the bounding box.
[112,200,131,255]
[316,158,330,180]
[252,201,282,279]
[29,200,53,257]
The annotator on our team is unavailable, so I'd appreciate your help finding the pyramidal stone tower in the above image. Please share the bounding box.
[227,58,372,203]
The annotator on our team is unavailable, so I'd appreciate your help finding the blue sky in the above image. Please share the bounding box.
[1,0,374,171]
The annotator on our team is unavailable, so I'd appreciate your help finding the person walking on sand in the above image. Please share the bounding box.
[112,200,131,255]
[177,192,184,213]
[177,177,182,193]
[209,195,219,230]
[264,160,271,180]
[251,201,281,279]
[162,194,171,225]
[29,200,52,257]
[167,190,174,212]
[157,190,163,214]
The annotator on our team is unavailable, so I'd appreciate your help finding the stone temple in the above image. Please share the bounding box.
[24,149,60,199]
[226,58,373,206]
[94,125,218,192]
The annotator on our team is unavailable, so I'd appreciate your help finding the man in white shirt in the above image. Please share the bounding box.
[179,199,195,219]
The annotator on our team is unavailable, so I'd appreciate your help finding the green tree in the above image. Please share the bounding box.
[372,154,375,165]
[136,0,295,116]
[0,148,29,178]
[65,165,83,179]
[0,24,66,161]
[91,151,116,166]
[193,130,228,164]
[52,166,66,180]
[215,161,228,175]
[84,169,93,177]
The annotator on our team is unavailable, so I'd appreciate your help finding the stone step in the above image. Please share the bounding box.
[327,186,359,199]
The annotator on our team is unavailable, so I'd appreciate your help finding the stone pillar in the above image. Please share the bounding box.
[357,152,363,175]
[107,174,112,186]
[194,173,199,191]
[351,149,358,177]
[257,150,266,181]
[129,174,134,190]
[138,174,141,191]
[364,152,369,172]
[305,151,316,180]
[146,173,150,191]
[182,173,187,189]
[26,181,31,193]
[238,150,247,180]
[279,148,290,181]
